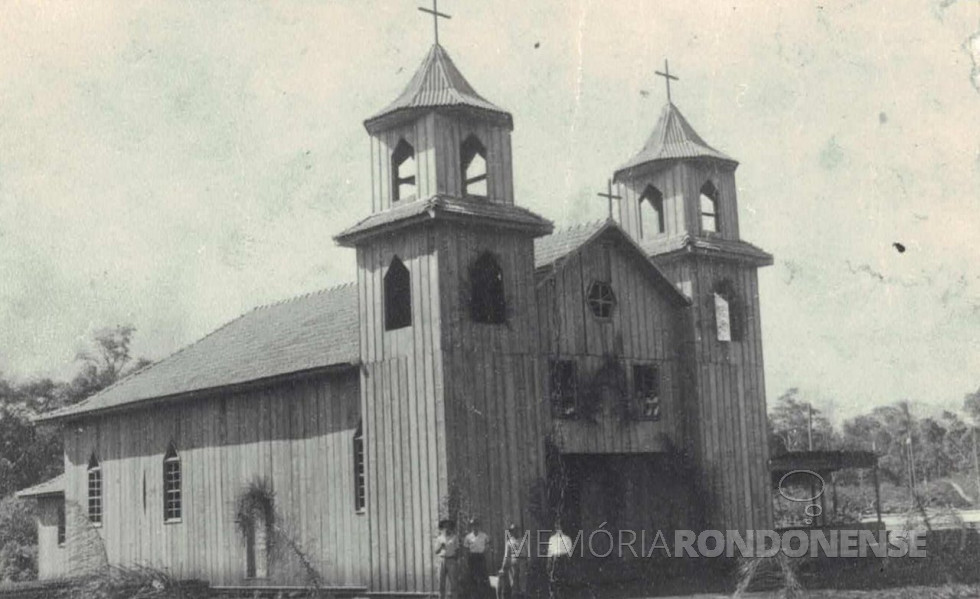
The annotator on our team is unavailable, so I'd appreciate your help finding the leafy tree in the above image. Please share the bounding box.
[769,388,835,451]
[0,496,38,582]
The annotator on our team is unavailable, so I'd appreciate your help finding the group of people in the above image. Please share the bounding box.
[434,517,574,599]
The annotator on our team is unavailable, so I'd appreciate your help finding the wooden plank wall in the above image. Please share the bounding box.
[657,257,772,532]
[536,235,686,454]
[617,162,740,242]
[369,112,514,212]
[356,223,546,592]
[35,497,68,580]
[356,227,445,593]
[61,372,367,586]
[436,225,547,575]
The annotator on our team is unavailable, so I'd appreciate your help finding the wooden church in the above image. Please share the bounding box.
[20,28,774,593]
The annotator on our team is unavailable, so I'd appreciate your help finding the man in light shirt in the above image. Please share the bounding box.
[547,522,573,599]
[435,519,460,599]
[464,517,492,598]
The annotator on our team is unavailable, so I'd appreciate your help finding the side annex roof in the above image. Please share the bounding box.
[40,283,361,423]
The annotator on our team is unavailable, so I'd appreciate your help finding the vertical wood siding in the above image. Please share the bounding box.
[657,257,772,532]
[369,112,514,213]
[35,497,68,580]
[536,235,687,454]
[62,372,367,586]
[618,162,740,243]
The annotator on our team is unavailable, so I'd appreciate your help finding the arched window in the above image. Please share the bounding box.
[460,135,488,197]
[384,256,411,331]
[87,454,102,525]
[391,139,416,202]
[163,443,182,522]
[639,185,665,238]
[700,181,720,234]
[470,252,506,324]
[353,421,365,512]
[713,280,743,342]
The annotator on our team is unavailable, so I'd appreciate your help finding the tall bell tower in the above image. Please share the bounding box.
[612,63,775,531]
[335,39,552,592]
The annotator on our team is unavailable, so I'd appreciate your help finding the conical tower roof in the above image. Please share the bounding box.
[365,44,512,133]
[615,102,736,176]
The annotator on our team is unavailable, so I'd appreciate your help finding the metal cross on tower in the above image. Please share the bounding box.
[597,179,622,221]
[655,59,679,103]
[418,0,451,45]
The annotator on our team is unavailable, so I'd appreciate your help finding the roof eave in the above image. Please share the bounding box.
[364,105,513,135]
[36,361,361,424]
[613,155,739,182]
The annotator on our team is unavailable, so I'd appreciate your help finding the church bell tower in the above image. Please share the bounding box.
[612,63,775,531]
[335,38,552,592]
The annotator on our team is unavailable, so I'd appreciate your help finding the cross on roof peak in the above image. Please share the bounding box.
[597,179,622,221]
[655,59,679,103]
[418,0,452,46]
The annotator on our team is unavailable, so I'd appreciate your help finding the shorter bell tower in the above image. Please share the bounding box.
[612,63,775,531]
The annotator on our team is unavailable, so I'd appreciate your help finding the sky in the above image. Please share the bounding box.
[0,0,977,423]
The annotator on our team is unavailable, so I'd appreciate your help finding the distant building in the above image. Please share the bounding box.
[23,40,773,592]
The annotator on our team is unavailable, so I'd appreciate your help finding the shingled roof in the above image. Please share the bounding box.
[615,102,736,177]
[16,474,65,498]
[335,194,553,246]
[40,284,360,422]
[365,44,512,134]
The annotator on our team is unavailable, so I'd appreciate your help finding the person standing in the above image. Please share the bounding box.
[435,519,460,599]
[547,522,573,599]
[498,523,526,599]
[463,517,492,599]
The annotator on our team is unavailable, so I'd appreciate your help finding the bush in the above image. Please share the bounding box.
[0,497,37,582]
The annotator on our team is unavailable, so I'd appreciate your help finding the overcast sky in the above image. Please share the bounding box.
[0,1,977,422]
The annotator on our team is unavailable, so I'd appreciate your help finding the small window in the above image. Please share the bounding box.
[384,256,411,330]
[87,454,102,525]
[461,135,488,197]
[713,280,743,342]
[392,139,416,202]
[700,181,719,234]
[57,503,66,546]
[633,364,661,420]
[163,444,182,522]
[639,185,665,238]
[587,281,617,319]
[550,360,578,418]
[470,252,506,324]
[353,421,366,513]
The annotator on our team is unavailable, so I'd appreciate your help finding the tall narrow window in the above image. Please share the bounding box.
[391,139,416,202]
[550,360,578,418]
[470,252,506,324]
[57,503,66,546]
[163,443,182,522]
[633,364,661,420]
[87,454,102,525]
[384,256,411,330]
[713,280,743,342]
[639,185,665,238]
[700,181,720,234]
[353,421,365,512]
[460,135,488,197]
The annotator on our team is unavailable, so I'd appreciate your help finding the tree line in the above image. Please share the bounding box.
[769,387,980,491]
[0,325,149,581]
